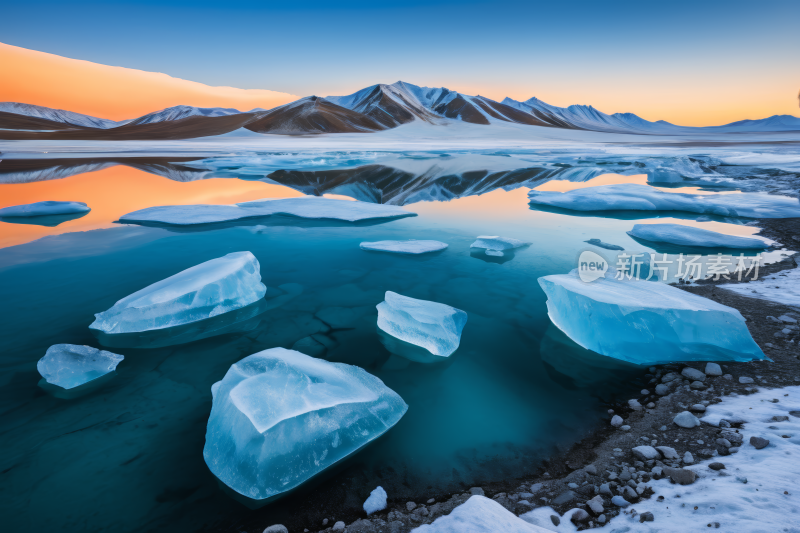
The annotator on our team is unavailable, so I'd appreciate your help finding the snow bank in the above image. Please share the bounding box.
[628,223,769,250]
[413,495,553,533]
[720,263,800,307]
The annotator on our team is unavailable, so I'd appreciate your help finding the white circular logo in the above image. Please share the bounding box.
[578,250,608,282]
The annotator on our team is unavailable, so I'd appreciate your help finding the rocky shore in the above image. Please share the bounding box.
[248,219,800,533]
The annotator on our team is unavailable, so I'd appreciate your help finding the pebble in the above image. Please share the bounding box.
[639,511,655,523]
[611,415,623,427]
[629,399,643,411]
[750,436,770,449]
[709,462,726,470]
[739,377,755,384]
[550,515,560,526]
[584,464,598,475]
[598,514,607,524]
[332,521,345,531]
[690,380,706,390]
[621,425,631,432]
[619,470,632,482]
[587,495,604,514]
[600,483,612,495]
[640,389,650,395]
[568,482,579,489]
[682,367,706,382]
[611,495,630,507]
[708,522,721,528]
[647,402,655,409]
[263,526,289,533]
[704,363,723,376]
[427,498,435,504]
[406,502,417,511]
[673,411,701,428]
[530,483,543,493]
[632,446,660,461]
[571,509,590,523]
[663,466,697,485]
[656,446,679,460]
[553,491,575,505]
[322,519,329,526]
[690,404,706,412]
[656,384,670,395]
[683,451,694,464]
[723,374,733,380]
[660,425,668,431]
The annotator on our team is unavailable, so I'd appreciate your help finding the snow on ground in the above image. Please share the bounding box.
[413,495,553,533]
[720,264,800,308]
[464,386,800,533]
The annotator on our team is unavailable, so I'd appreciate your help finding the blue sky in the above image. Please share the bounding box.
[2,0,799,124]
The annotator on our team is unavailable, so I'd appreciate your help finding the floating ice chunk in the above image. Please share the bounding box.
[377,291,467,357]
[0,200,90,217]
[585,238,624,250]
[537,269,766,365]
[470,236,530,256]
[413,495,552,533]
[528,183,800,218]
[360,240,448,254]
[363,486,388,515]
[37,344,123,389]
[628,223,768,250]
[90,251,266,334]
[203,348,407,502]
[119,197,415,225]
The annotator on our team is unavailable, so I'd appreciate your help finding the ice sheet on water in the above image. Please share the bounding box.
[90,251,266,334]
[628,223,768,250]
[470,236,530,257]
[203,348,407,502]
[0,200,90,217]
[528,183,800,218]
[537,269,766,365]
[377,291,467,357]
[585,238,624,250]
[119,197,415,225]
[360,240,448,254]
[37,344,123,389]
[412,495,552,533]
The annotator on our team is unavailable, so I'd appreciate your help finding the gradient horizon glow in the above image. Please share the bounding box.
[2,0,799,126]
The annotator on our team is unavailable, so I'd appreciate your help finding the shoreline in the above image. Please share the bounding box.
[214,218,800,533]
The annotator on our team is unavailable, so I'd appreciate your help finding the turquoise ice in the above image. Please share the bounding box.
[90,251,266,334]
[203,348,407,502]
[37,344,124,389]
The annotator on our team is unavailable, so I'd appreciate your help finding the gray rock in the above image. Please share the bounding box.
[790,411,800,418]
[690,404,706,412]
[530,483,543,493]
[550,515,560,526]
[779,315,798,323]
[628,399,643,411]
[599,483,612,496]
[651,466,664,479]
[322,519,329,526]
[674,411,701,428]
[621,425,631,432]
[750,436,770,449]
[571,509,591,523]
[611,415,623,427]
[647,402,656,409]
[623,486,638,501]
[739,377,755,384]
[639,511,655,523]
[704,363,723,376]
[567,483,579,489]
[655,384,670,395]
[427,498,435,504]
[720,431,744,446]
[716,438,732,448]
[553,491,575,505]
[598,514,607,524]
[770,415,789,422]
[632,446,660,461]
[587,496,604,514]
[662,372,679,383]
[332,523,345,532]
[682,367,706,382]
[663,467,697,485]
[619,470,632,482]
[683,452,694,464]
[690,380,706,390]
[709,462,725,470]
[584,464,598,475]
[406,502,417,511]
[469,487,484,496]
[708,522,721,529]
[611,495,630,507]
[518,492,534,499]
[656,446,678,460]
[263,526,289,533]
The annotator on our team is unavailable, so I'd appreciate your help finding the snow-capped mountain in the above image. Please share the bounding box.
[245,96,386,134]
[0,102,120,129]
[125,105,245,126]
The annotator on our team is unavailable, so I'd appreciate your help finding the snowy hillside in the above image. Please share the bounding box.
[0,102,120,129]
[125,105,245,126]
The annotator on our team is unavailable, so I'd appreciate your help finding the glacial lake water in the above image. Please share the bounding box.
[0,153,788,532]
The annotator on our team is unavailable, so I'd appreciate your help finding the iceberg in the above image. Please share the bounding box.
[360,240,448,254]
[470,236,530,257]
[627,223,769,250]
[37,344,124,389]
[377,291,467,357]
[585,238,624,250]
[90,251,266,334]
[528,183,800,219]
[203,348,407,502]
[119,196,415,226]
[537,269,766,365]
[0,200,90,217]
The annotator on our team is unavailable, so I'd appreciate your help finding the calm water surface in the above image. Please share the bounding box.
[0,159,772,532]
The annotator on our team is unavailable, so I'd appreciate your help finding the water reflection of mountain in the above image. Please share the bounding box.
[0,157,212,184]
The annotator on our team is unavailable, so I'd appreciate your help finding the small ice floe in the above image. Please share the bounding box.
[363,486,388,515]
[627,223,768,250]
[119,197,415,226]
[0,200,90,217]
[360,240,448,254]
[90,251,266,334]
[203,348,407,503]
[37,344,123,389]
[470,236,530,257]
[528,183,800,218]
[413,495,552,532]
[537,268,766,365]
[585,238,624,250]
[377,291,467,357]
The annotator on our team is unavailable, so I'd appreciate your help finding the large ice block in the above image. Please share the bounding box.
[628,223,768,250]
[37,344,124,389]
[528,183,800,218]
[0,200,90,217]
[537,269,766,365]
[90,251,266,334]
[119,197,415,225]
[203,348,407,502]
[377,291,467,357]
[360,240,448,254]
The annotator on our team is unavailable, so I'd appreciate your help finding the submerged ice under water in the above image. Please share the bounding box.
[0,146,797,533]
